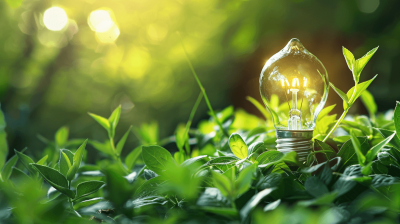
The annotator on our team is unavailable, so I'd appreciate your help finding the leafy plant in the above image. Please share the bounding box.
[1,45,400,224]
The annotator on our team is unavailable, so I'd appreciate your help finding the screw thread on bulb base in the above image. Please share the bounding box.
[276,130,313,163]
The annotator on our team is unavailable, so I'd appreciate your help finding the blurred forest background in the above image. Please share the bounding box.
[0,0,399,156]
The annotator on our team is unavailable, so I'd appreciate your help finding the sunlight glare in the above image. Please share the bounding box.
[96,24,120,43]
[89,10,114,33]
[43,7,69,31]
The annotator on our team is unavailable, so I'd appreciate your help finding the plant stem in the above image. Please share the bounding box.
[110,134,130,174]
[183,92,203,155]
[178,32,229,138]
[69,198,81,217]
[231,200,237,210]
[322,108,348,142]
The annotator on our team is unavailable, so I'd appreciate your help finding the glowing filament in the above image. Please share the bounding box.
[292,78,300,88]
[303,77,307,88]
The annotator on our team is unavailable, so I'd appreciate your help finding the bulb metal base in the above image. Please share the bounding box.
[276,130,313,163]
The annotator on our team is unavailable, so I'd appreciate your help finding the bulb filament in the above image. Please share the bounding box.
[280,76,308,130]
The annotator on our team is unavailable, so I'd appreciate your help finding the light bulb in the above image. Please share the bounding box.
[259,38,329,162]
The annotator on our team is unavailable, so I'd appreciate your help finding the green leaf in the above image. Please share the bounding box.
[350,130,366,166]
[115,126,132,155]
[375,128,400,150]
[235,164,255,197]
[342,47,355,72]
[89,140,114,156]
[142,145,174,175]
[125,146,142,171]
[205,156,237,172]
[59,151,72,177]
[215,106,234,124]
[301,157,341,174]
[360,90,377,118]
[32,164,68,188]
[228,133,248,159]
[181,155,208,167]
[134,176,166,197]
[31,164,75,198]
[175,123,188,154]
[318,164,333,186]
[330,83,348,103]
[200,207,238,218]
[197,187,230,208]
[108,105,121,138]
[211,171,233,198]
[378,152,399,166]
[14,149,36,175]
[371,174,400,188]
[361,161,373,176]
[353,47,379,83]
[55,126,69,149]
[338,136,369,169]
[282,151,302,167]
[174,152,185,165]
[0,105,7,170]
[314,140,337,160]
[395,101,400,140]
[304,176,329,198]
[246,96,270,120]
[263,199,281,212]
[36,155,48,166]
[74,180,105,201]
[133,121,159,145]
[366,132,396,162]
[73,197,103,210]
[240,188,275,220]
[62,149,74,163]
[344,75,378,109]
[371,161,388,174]
[298,191,338,207]
[1,154,18,181]
[256,151,283,165]
[88,112,110,131]
[317,104,336,121]
[248,141,265,155]
[333,165,361,196]
[67,139,88,181]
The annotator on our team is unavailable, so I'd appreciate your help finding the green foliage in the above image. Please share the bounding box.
[2,45,400,223]
[0,105,7,170]
[142,145,175,175]
[228,133,248,159]
[323,46,378,142]
[66,140,87,181]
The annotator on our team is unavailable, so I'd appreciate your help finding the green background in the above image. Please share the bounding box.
[0,0,397,155]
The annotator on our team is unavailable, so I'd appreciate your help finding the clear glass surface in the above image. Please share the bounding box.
[259,38,329,130]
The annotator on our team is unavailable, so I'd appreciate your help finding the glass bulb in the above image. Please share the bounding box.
[259,38,329,131]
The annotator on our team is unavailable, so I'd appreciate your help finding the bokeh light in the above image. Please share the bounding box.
[95,24,120,43]
[89,9,119,43]
[88,10,114,33]
[43,7,68,31]
[2,0,400,161]
[357,0,380,13]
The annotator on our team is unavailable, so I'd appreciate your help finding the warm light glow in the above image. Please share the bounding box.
[285,79,290,87]
[303,77,307,87]
[96,24,120,43]
[292,78,299,87]
[89,10,114,33]
[281,80,285,87]
[43,7,68,31]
